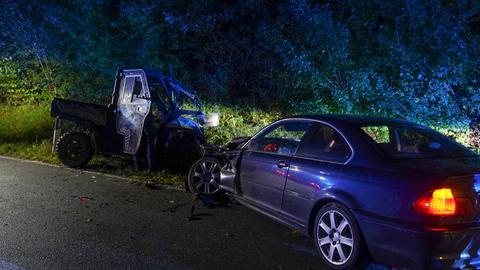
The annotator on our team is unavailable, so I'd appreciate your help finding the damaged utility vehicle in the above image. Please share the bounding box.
[51,68,217,172]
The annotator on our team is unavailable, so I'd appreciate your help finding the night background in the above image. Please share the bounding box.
[1,0,480,151]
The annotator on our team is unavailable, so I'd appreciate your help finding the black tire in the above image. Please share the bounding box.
[314,202,366,270]
[55,132,94,168]
[187,157,223,195]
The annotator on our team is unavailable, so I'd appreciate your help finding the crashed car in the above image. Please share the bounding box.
[51,68,217,172]
[188,115,480,270]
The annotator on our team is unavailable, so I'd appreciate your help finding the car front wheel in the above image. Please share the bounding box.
[187,157,223,195]
[314,202,364,269]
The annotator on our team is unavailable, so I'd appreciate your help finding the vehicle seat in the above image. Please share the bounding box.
[296,128,329,157]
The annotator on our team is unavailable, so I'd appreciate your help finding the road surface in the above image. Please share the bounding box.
[0,156,388,270]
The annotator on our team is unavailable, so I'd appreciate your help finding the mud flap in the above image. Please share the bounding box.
[52,117,62,153]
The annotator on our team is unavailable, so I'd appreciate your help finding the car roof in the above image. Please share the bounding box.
[287,114,416,126]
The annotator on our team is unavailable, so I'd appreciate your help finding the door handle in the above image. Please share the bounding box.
[277,160,289,168]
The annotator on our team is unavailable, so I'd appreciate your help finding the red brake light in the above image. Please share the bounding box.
[414,188,457,216]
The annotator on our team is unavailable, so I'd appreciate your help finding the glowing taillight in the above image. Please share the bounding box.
[413,188,457,216]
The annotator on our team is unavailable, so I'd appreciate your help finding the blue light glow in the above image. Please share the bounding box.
[452,240,472,268]
[452,237,480,269]
[474,174,480,193]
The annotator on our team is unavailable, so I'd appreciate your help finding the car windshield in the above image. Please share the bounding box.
[360,124,477,159]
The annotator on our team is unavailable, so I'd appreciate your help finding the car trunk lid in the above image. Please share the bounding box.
[393,156,480,178]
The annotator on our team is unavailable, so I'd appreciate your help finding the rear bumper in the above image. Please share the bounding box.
[356,213,480,270]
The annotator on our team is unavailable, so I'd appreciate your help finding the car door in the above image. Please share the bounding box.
[240,119,313,212]
[116,69,151,154]
[281,122,353,225]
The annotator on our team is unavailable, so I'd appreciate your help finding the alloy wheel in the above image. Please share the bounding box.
[191,159,221,194]
[317,210,354,266]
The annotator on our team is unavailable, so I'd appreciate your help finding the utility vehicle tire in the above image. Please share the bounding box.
[187,157,223,195]
[314,202,367,270]
[56,132,94,168]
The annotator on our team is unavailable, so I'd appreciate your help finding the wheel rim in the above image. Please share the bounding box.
[317,210,354,265]
[191,160,221,194]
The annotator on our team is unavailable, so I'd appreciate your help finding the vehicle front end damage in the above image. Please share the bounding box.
[150,73,219,171]
[187,137,249,195]
[217,137,251,194]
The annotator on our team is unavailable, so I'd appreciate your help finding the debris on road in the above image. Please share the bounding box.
[187,204,201,221]
[99,202,110,208]
[125,198,135,204]
[144,181,157,189]
[79,196,94,203]
[162,201,189,213]
[290,230,300,237]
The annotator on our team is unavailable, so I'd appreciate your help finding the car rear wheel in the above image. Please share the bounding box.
[187,157,222,195]
[56,132,94,168]
[314,203,363,269]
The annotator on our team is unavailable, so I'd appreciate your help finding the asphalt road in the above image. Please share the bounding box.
[0,156,388,270]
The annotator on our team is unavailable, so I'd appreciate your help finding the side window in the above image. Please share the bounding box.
[131,76,147,102]
[119,75,146,104]
[149,83,171,113]
[249,121,312,156]
[120,76,135,105]
[361,126,390,143]
[397,127,430,153]
[296,123,352,163]
[132,77,143,99]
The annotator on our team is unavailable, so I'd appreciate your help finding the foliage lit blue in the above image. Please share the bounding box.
[0,0,479,131]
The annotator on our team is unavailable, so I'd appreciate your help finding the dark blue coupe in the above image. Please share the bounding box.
[188,115,480,269]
